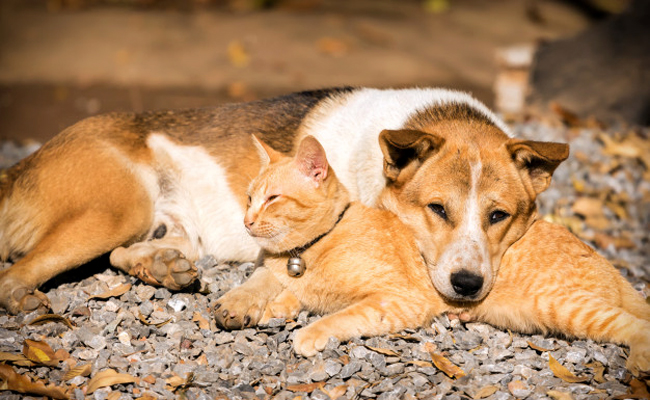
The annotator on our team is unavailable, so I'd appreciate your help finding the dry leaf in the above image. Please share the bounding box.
[0,364,69,399]
[138,393,158,400]
[473,385,498,399]
[86,369,139,394]
[227,40,250,68]
[107,392,122,400]
[527,340,555,352]
[425,343,465,379]
[547,390,574,400]
[63,363,92,381]
[0,351,35,367]
[389,333,421,342]
[323,384,347,399]
[548,354,589,383]
[23,339,59,367]
[28,313,75,329]
[165,374,185,390]
[407,360,434,368]
[364,345,399,356]
[138,312,172,328]
[142,375,157,385]
[316,37,349,57]
[286,381,325,393]
[585,362,606,383]
[192,312,210,330]
[89,283,132,300]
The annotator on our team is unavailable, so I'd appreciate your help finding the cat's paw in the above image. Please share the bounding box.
[627,341,650,376]
[214,288,267,330]
[293,325,331,357]
[259,293,301,325]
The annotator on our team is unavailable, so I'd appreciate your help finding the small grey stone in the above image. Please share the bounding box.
[340,361,362,379]
[167,298,187,312]
[566,347,588,364]
[85,335,107,350]
[324,359,342,376]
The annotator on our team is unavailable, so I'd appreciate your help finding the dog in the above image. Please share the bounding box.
[0,87,568,314]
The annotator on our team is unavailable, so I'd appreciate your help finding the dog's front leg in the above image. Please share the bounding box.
[109,236,199,291]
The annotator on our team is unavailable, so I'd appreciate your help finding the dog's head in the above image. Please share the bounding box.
[378,109,568,302]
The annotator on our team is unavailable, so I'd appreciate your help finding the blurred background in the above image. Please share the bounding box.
[0,0,645,144]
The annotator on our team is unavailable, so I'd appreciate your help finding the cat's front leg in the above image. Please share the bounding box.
[293,295,428,357]
[214,266,283,330]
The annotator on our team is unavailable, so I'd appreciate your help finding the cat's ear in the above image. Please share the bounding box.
[506,139,569,195]
[295,135,329,184]
[379,129,445,181]
[251,134,283,168]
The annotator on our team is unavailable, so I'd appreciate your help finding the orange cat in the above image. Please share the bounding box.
[215,135,650,374]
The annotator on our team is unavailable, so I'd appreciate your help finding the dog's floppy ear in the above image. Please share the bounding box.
[379,129,445,181]
[251,134,283,169]
[506,139,569,195]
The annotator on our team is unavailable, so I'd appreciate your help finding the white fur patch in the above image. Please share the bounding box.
[147,134,260,262]
[304,88,511,206]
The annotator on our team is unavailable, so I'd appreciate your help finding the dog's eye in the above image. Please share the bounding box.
[490,210,510,224]
[428,203,447,220]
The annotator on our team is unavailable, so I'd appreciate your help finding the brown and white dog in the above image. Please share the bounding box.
[0,87,568,314]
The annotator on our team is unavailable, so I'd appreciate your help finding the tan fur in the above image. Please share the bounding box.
[216,135,650,373]
[216,136,442,356]
[378,119,568,302]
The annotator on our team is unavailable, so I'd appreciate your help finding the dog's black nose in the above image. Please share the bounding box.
[450,270,484,297]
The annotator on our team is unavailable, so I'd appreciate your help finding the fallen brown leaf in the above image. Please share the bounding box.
[364,345,399,356]
[527,340,556,352]
[548,354,589,383]
[585,361,606,383]
[63,363,92,381]
[86,369,139,394]
[425,343,465,379]
[227,40,250,68]
[286,381,325,393]
[107,392,122,400]
[138,312,172,328]
[472,385,498,399]
[23,339,60,367]
[89,283,132,300]
[407,360,434,368]
[547,389,574,400]
[0,364,69,399]
[28,313,76,329]
[316,37,349,57]
[192,312,210,330]
[323,384,347,399]
[0,351,35,367]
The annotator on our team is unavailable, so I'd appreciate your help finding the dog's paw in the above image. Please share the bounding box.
[0,284,50,315]
[214,288,267,330]
[133,248,198,291]
[293,325,331,357]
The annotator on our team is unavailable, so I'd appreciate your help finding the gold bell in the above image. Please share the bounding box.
[287,257,306,277]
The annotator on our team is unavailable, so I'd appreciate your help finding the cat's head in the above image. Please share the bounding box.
[377,121,569,303]
[244,135,350,254]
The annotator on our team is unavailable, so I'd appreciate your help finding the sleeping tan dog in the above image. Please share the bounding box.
[0,87,568,315]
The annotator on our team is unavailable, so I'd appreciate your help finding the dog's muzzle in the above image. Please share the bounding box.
[450,269,484,297]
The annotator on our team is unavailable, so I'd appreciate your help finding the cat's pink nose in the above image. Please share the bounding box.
[244,216,255,228]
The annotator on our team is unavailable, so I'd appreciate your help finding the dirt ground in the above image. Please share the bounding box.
[0,0,591,143]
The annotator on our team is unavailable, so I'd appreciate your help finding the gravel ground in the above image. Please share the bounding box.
[0,117,649,400]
